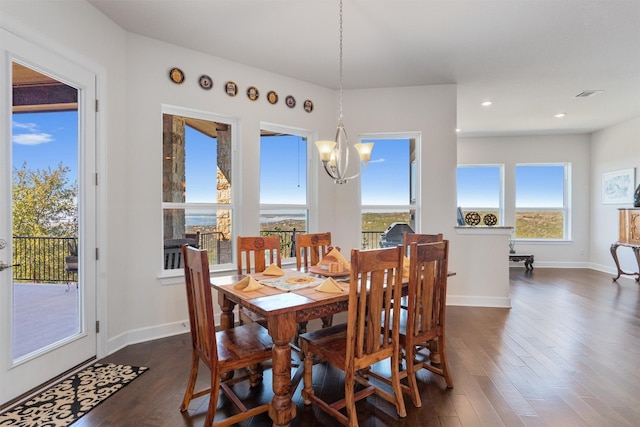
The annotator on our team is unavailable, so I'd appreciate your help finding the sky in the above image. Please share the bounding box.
[457,164,565,208]
[12,112,563,211]
[11,111,78,185]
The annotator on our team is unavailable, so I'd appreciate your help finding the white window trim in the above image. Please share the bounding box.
[514,162,571,241]
[359,131,421,233]
[456,164,505,225]
[160,105,239,280]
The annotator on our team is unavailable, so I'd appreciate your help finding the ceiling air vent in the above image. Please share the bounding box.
[575,90,603,98]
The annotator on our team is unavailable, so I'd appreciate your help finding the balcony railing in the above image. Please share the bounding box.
[14,231,385,283]
[12,236,78,284]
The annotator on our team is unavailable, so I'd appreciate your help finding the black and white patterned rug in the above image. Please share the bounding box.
[0,363,148,426]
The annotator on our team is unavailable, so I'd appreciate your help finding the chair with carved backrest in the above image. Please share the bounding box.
[295,232,335,332]
[402,232,443,255]
[179,244,273,427]
[398,241,453,407]
[236,235,282,325]
[295,232,333,269]
[300,246,407,426]
[400,232,445,366]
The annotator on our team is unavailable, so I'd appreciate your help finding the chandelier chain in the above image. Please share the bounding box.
[338,0,344,123]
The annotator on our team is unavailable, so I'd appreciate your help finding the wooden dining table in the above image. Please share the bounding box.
[210,269,351,427]
[210,268,456,427]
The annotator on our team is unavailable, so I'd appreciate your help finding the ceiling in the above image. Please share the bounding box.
[87,0,640,137]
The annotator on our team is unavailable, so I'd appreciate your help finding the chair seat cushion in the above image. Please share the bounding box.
[299,323,348,368]
[217,322,273,369]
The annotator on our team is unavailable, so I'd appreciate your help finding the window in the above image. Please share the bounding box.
[515,163,569,240]
[360,134,418,249]
[161,107,235,270]
[259,124,310,259]
[456,165,503,225]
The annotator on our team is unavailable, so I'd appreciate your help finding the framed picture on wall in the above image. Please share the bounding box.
[602,168,635,204]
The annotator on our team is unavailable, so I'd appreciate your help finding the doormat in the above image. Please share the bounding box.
[0,363,148,426]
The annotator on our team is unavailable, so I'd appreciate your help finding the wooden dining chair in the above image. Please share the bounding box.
[237,235,282,275]
[300,246,407,427]
[397,241,453,407]
[236,235,282,325]
[179,244,274,427]
[295,232,332,269]
[295,232,335,331]
[402,232,443,255]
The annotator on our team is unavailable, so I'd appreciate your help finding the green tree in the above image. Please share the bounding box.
[12,162,77,237]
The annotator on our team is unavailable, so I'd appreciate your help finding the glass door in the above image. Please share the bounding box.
[0,28,97,404]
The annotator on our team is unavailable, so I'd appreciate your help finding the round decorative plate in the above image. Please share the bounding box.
[247,86,259,101]
[303,99,314,113]
[169,67,184,84]
[267,91,278,104]
[198,74,213,90]
[464,211,481,226]
[285,95,296,108]
[224,81,238,97]
[483,213,498,226]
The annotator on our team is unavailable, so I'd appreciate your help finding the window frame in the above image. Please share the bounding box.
[259,122,314,262]
[160,105,238,276]
[514,162,571,241]
[359,132,420,247]
[456,164,505,226]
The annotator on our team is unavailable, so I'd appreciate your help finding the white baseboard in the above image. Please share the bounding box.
[107,319,193,355]
[447,295,511,308]
[509,261,589,269]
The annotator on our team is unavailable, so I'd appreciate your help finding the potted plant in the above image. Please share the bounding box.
[65,240,78,271]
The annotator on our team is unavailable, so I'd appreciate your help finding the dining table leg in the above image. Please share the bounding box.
[218,294,236,381]
[267,312,297,427]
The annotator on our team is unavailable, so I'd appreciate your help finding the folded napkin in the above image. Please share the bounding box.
[402,255,410,279]
[315,277,344,293]
[317,247,351,270]
[233,276,264,292]
[263,264,285,276]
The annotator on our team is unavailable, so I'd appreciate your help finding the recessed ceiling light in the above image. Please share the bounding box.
[555,113,566,118]
[481,101,492,107]
[455,128,461,133]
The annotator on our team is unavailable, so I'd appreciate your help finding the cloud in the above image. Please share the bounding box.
[370,158,385,163]
[12,121,54,145]
[13,132,54,146]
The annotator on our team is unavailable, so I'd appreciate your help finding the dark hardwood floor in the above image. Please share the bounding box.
[73,268,640,426]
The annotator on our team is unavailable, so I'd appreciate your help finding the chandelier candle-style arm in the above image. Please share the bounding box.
[314,0,374,184]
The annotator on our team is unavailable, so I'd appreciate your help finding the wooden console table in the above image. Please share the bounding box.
[509,253,534,271]
[611,208,640,282]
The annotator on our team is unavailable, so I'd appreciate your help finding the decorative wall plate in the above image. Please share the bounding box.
[303,99,314,113]
[483,213,498,226]
[169,67,184,84]
[267,91,278,104]
[285,95,296,108]
[464,211,481,226]
[247,86,259,101]
[198,74,212,90]
[225,81,238,97]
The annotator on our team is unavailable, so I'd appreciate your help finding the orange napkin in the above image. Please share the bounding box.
[317,247,351,270]
[233,276,264,292]
[402,255,410,280]
[315,277,344,293]
[263,264,285,276]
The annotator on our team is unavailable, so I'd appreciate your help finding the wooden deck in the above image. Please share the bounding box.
[9,268,640,426]
[12,283,79,359]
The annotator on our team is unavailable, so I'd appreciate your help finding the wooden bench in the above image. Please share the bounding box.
[509,253,534,271]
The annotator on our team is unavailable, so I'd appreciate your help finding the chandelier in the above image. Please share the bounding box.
[315,0,373,184]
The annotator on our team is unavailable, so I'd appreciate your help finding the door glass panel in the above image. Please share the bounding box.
[11,61,80,360]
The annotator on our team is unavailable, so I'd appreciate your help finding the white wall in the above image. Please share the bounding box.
[1,0,516,358]
[458,134,592,267]
[590,117,640,276]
